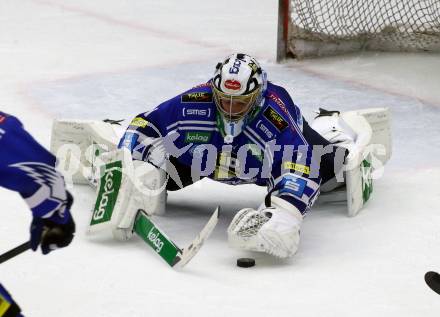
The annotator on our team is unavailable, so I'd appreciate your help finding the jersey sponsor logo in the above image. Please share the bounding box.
[193,82,211,89]
[283,162,310,175]
[267,92,286,109]
[182,107,211,117]
[257,120,274,139]
[181,92,213,103]
[279,175,307,198]
[224,79,241,90]
[0,114,7,124]
[268,92,304,135]
[130,117,148,128]
[184,131,212,143]
[91,161,122,224]
[263,106,288,132]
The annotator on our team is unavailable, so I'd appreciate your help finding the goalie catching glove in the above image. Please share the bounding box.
[227,196,303,258]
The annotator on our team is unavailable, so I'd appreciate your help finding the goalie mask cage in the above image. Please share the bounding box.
[277,0,440,60]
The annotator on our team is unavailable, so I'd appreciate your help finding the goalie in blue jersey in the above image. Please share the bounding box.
[49,53,387,262]
[116,53,358,258]
[0,112,75,316]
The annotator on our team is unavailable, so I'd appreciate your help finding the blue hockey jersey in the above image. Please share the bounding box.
[0,112,69,221]
[119,82,321,214]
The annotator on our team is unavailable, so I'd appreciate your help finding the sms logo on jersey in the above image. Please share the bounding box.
[182,107,211,117]
[257,121,274,139]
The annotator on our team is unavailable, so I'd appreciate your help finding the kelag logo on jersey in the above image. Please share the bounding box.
[184,131,212,143]
[181,92,213,103]
[263,106,288,132]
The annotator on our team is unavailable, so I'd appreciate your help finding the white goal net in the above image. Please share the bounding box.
[277,0,440,59]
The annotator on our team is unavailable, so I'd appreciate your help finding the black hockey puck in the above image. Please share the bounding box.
[237,258,255,268]
[425,271,440,295]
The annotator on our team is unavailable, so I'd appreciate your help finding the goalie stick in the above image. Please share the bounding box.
[133,207,219,268]
[87,151,219,268]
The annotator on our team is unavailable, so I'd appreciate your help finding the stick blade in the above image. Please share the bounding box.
[173,206,220,268]
[425,271,440,295]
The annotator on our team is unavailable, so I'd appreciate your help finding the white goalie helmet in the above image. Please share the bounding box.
[212,53,267,142]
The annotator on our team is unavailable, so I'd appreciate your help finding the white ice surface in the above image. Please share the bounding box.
[1,1,440,316]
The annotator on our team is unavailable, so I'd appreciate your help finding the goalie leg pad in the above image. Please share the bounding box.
[311,108,391,216]
[50,119,122,186]
[88,149,167,241]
